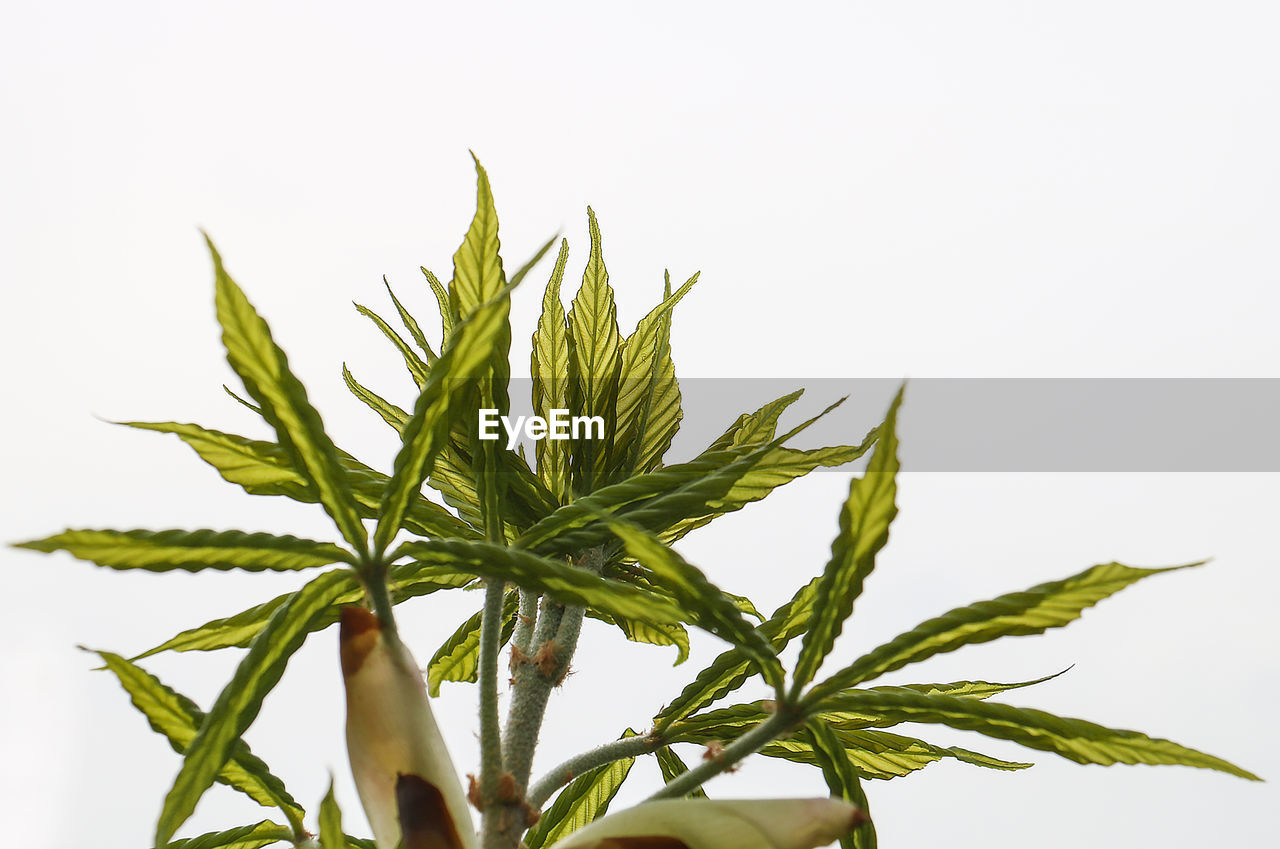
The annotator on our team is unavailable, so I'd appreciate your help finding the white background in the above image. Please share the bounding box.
[2,2,1277,846]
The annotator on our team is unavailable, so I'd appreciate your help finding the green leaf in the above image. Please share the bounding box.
[517,398,847,556]
[318,780,344,849]
[132,563,472,659]
[705,389,806,451]
[95,652,304,832]
[531,239,572,502]
[427,443,485,530]
[654,573,823,730]
[207,236,367,559]
[586,609,690,665]
[155,569,354,845]
[524,735,637,849]
[342,365,411,433]
[660,440,877,546]
[16,528,350,573]
[374,281,515,555]
[450,155,508,321]
[567,207,623,491]
[653,745,706,798]
[793,388,903,691]
[382,276,438,365]
[427,591,519,696]
[612,270,698,479]
[473,380,508,541]
[353,301,430,387]
[506,233,559,289]
[120,421,314,497]
[398,539,684,627]
[807,562,1199,705]
[223,384,263,415]
[815,687,1261,780]
[666,703,1029,779]
[121,420,477,541]
[605,521,784,693]
[765,727,1031,779]
[892,670,1071,701]
[422,266,454,341]
[804,721,875,849]
[160,820,293,849]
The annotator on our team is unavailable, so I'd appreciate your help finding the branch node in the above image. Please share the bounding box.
[533,639,562,677]
[509,644,531,672]
[497,772,521,803]
[467,774,485,811]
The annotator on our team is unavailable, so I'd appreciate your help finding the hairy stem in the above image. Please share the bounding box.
[647,710,798,800]
[480,546,605,848]
[512,588,539,654]
[478,579,507,800]
[502,547,602,789]
[527,734,664,809]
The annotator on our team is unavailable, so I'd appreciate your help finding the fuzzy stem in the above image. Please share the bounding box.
[527,734,664,809]
[502,596,566,785]
[647,710,798,800]
[478,579,507,798]
[501,547,602,789]
[512,589,540,654]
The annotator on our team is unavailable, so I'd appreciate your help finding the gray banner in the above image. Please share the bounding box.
[495,378,1280,472]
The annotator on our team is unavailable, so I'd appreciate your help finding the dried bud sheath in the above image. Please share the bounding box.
[341,606,477,849]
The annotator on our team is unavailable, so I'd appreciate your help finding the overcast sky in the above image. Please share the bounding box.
[2,2,1277,847]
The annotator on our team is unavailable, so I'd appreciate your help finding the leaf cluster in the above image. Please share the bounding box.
[13,158,1258,849]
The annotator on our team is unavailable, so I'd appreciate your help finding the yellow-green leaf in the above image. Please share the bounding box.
[95,652,304,833]
[586,609,690,665]
[524,735,637,849]
[450,155,507,320]
[341,365,410,433]
[208,236,367,558]
[818,687,1260,780]
[654,745,706,798]
[531,239,572,502]
[121,420,476,541]
[318,780,344,849]
[382,276,438,365]
[612,270,698,479]
[16,528,350,573]
[155,569,353,845]
[132,564,472,659]
[374,283,514,555]
[160,820,293,849]
[805,721,875,849]
[793,388,903,690]
[654,574,822,730]
[606,521,783,693]
[398,539,684,627]
[566,207,622,491]
[422,265,453,341]
[353,301,429,387]
[427,591,518,696]
[807,562,1198,704]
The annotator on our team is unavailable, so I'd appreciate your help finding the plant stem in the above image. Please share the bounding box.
[363,562,399,636]
[478,579,507,798]
[501,547,602,790]
[646,710,798,800]
[527,734,664,808]
[512,588,539,654]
